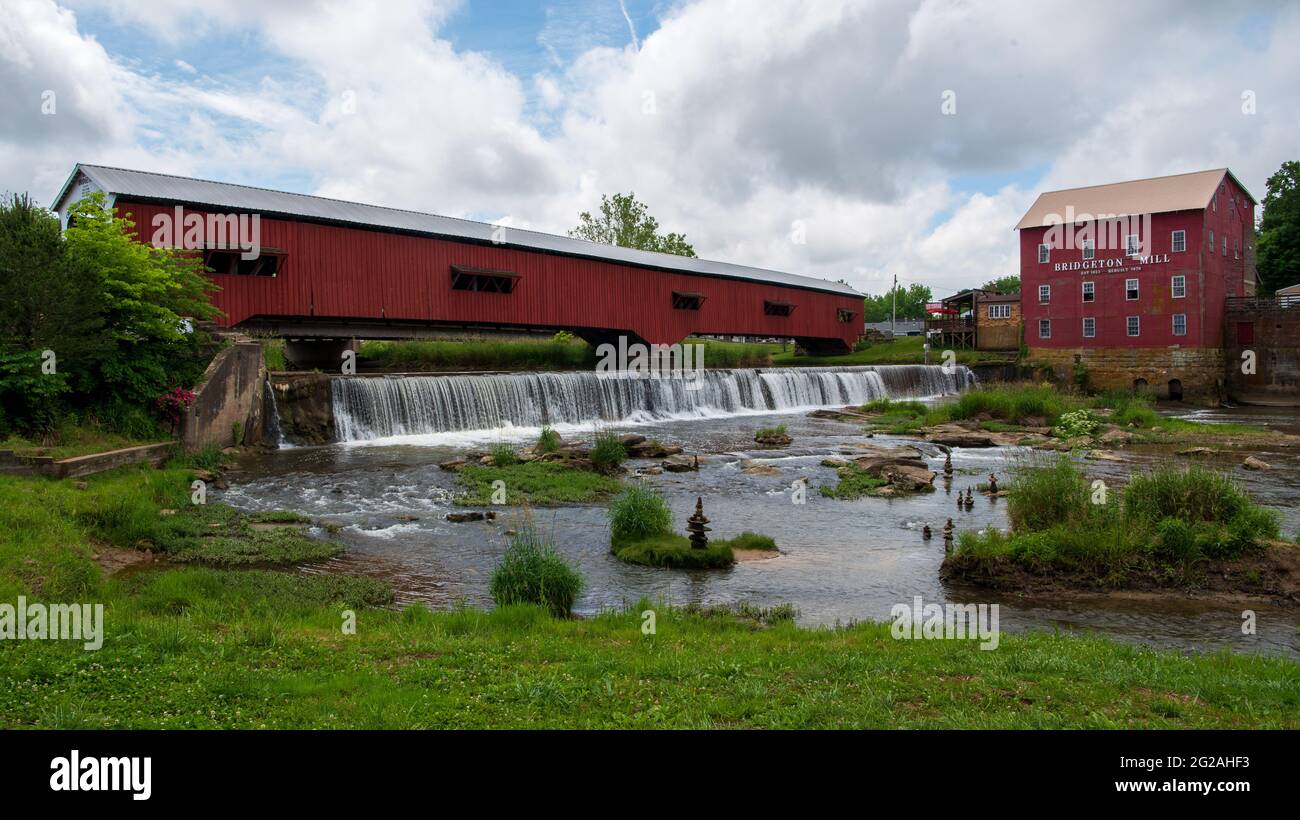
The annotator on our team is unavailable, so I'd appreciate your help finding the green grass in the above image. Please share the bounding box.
[0,419,168,460]
[611,533,736,568]
[952,458,1284,577]
[608,484,674,547]
[590,429,628,473]
[260,338,287,371]
[771,336,1012,367]
[455,462,622,506]
[489,526,584,618]
[489,442,520,467]
[359,338,595,372]
[536,426,561,454]
[819,463,891,499]
[686,338,783,368]
[754,424,789,442]
[727,531,779,551]
[1,465,1297,728]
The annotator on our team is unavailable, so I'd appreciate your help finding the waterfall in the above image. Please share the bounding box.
[262,377,287,448]
[331,365,974,442]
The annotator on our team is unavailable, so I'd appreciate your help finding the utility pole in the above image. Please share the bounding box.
[891,273,897,339]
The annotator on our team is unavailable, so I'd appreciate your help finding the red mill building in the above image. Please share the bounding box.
[1017,169,1257,399]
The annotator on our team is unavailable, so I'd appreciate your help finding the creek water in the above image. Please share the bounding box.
[219,367,1300,658]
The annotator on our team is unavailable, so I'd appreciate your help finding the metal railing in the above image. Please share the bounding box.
[1225,295,1300,313]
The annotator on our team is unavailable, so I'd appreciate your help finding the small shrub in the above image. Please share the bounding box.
[608,484,673,548]
[536,425,561,454]
[590,430,627,473]
[489,527,584,618]
[489,442,519,467]
[1054,409,1099,438]
[1006,456,1092,532]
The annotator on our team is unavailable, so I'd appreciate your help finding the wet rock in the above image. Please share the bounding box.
[662,454,700,473]
[438,458,469,472]
[397,514,420,522]
[446,512,486,523]
[619,434,647,448]
[921,424,998,448]
[876,463,937,492]
[741,461,781,477]
[1242,456,1271,471]
[820,458,849,468]
[626,441,681,459]
[1085,449,1126,462]
[754,430,793,446]
[638,466,663,476]
[1178,447,1218,457]
[1098,428,1134,446]
[1021,416,1047,428]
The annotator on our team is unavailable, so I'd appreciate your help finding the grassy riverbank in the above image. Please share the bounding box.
[860,384,1273,443]
[771,336,1013,367]
[1,465,1297,729]
[944,458,1298,599]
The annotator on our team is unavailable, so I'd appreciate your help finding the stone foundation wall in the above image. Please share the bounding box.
[1028,346,1224,400]
[1225,304,1300,405]
[181,341,267,451]
[269,373,335,445]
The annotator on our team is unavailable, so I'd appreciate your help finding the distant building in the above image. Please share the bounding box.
[925,290,1020,351]
[1017,168,1257,399]
[864,320,924,338]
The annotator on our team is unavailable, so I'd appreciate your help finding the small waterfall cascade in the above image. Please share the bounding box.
[330,364,975,442]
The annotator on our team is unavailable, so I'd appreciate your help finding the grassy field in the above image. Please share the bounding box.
[771,335,1014,367]
[455,462,623,506]
[0,423,169,460]
[1,465,1297,729]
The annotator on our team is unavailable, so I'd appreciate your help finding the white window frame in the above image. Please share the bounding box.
[1171,230,1186,253]
[1125,233,1140,257]
[1172,313,1187,337]
[1082,281,1095,302]
[1125,278,1140,301]
[1038,319,1051,340]
[987,303,1011,320]
[1127,316,1140,337]
[1038,284,1050,304]
[1171,275,1186,299]
[1082,239,1095,260]
[1209,229,1215,249]
[1082,317,1096,339]
[1038,243,1050,264]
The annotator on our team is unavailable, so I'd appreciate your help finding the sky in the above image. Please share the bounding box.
[1,0,1296,299]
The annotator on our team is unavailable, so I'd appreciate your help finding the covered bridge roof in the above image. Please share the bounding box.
[54,163,861,298]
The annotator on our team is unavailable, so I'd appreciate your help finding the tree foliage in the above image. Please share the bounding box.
[569,192,697,257]
[980,275,1020,294]
[1256,160,1300,294]
[862,283,933,322]
[0,193,220,436]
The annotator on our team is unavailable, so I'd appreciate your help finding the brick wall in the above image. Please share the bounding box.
[1224,303,1300,403]
[1028,346,1224,399]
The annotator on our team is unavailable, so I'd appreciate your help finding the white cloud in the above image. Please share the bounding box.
[2,0,1298,298]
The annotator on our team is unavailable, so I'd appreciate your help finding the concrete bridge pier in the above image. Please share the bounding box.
[284,338,359,372]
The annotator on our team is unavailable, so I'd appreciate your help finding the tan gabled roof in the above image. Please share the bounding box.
[1015,168,1255,230]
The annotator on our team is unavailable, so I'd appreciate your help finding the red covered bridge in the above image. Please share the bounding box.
[53,165,863,360]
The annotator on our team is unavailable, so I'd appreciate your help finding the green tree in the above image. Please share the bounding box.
[1256,160,1300,294]
[862,283,933,322]
[62,193,220,410]
[569,192,697,257]
[0,194,101,432]
[981,275,1020,294]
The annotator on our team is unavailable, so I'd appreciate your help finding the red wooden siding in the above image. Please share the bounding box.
[117,200,861,351]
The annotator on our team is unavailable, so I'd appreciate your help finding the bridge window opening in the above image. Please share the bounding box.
[672,291,704,310]
[837,308,857,323]
[764,300,795,317]
[451,265,518,294]
[203,249,282,277]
